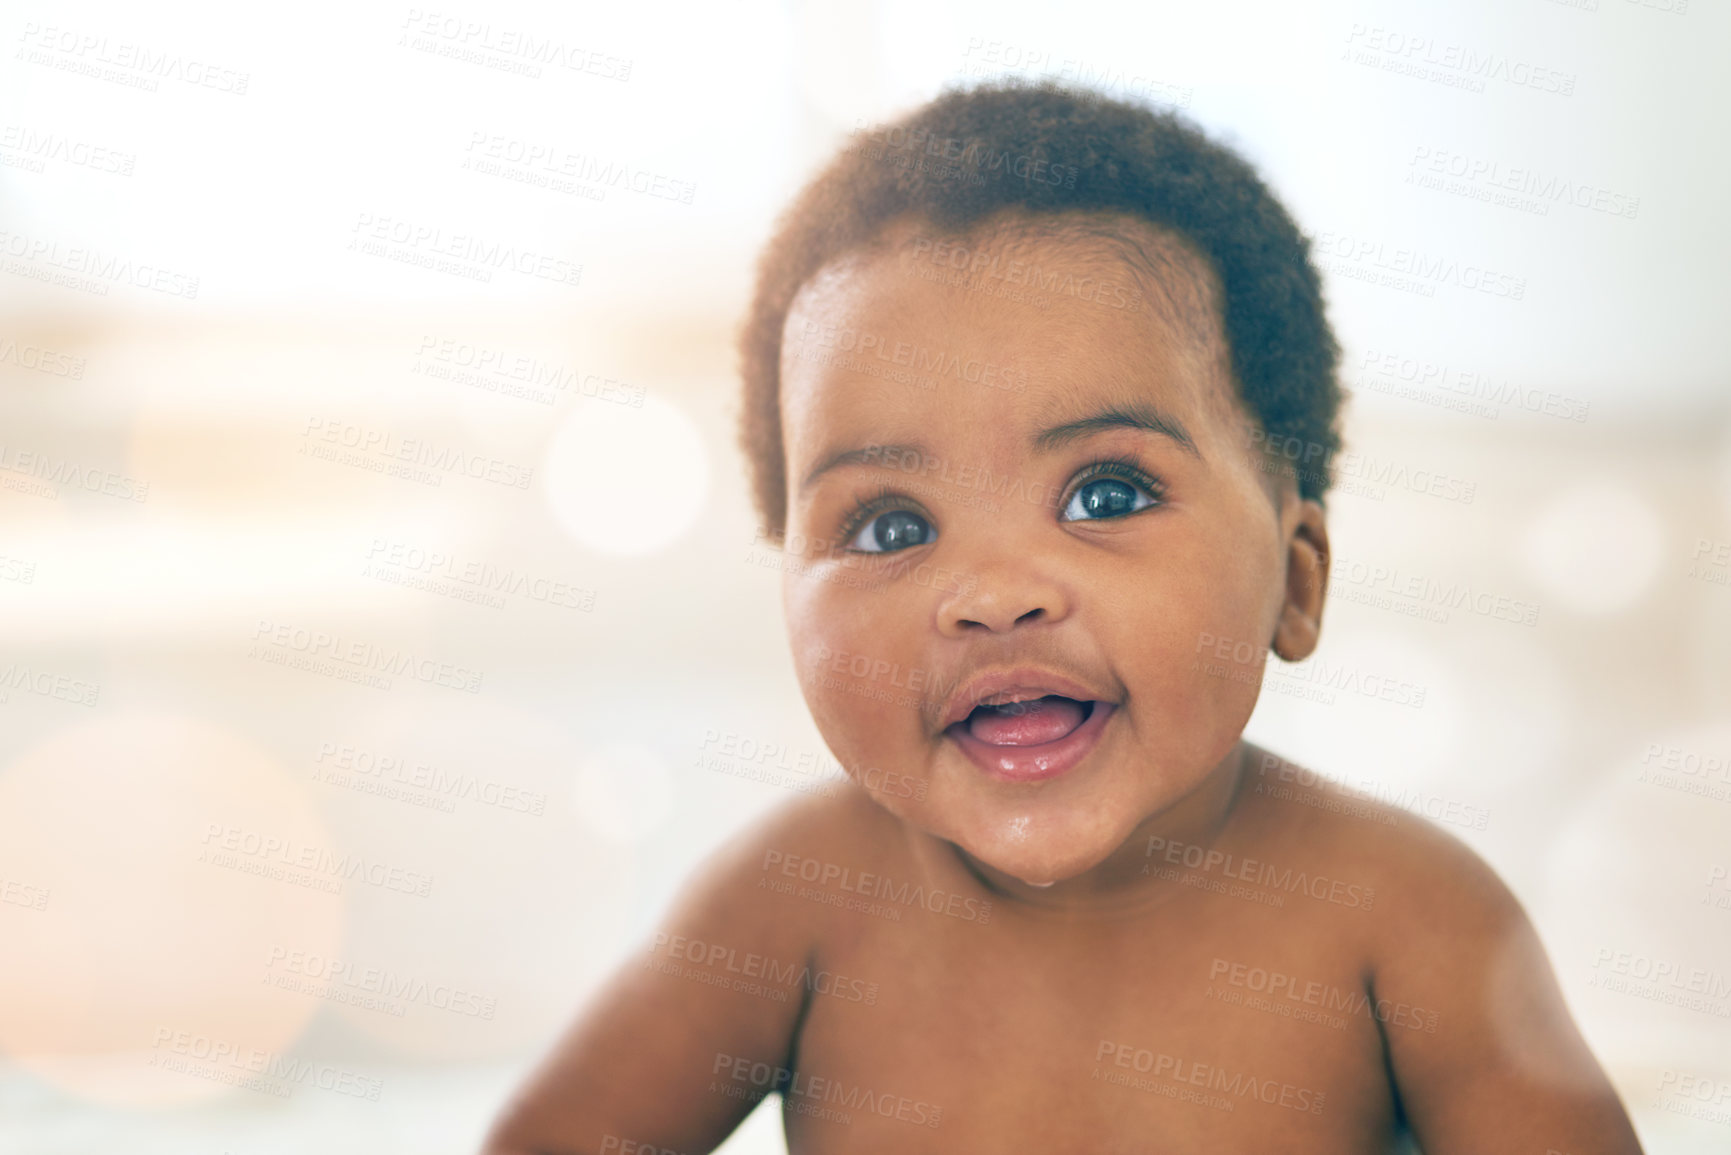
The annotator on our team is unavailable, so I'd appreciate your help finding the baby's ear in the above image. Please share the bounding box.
[1272,498,1329,662]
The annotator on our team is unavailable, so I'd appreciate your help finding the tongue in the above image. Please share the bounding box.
[965,696,1089,747]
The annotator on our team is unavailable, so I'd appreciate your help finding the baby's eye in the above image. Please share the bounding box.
[847,510,936,553]
[1061,477,1155,522]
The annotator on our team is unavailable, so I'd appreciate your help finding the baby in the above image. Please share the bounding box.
[485,83,1643,1154]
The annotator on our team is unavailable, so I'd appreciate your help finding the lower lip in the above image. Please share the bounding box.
[945,701,1117,784]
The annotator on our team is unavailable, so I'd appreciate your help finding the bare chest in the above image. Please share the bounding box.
[773,887,1402,1152]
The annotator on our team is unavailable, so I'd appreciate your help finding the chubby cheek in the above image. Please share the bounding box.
[783,567,934,780]
[1129,553,1280,773]
[1143,626,1263,759]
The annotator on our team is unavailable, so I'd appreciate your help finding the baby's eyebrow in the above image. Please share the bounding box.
[799,403,1200,493]
[799,441,927,493]
[1032,402,1201,458]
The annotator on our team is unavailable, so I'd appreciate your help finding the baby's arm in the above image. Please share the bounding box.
[483,799,824,1155]
[1369,821,1643,1154]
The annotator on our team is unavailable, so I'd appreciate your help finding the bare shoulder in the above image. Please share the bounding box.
[649,777,917,991]
[682,777,907,926]
[1239,746,1536,1005]
[1238,745,1512,915]
[482,783,906,1155]
[1237,745,1643,1155]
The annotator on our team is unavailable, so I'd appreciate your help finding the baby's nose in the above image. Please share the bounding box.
[935,555,1071,635]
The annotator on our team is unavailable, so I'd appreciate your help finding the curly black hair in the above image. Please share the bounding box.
[739,79,1342,537]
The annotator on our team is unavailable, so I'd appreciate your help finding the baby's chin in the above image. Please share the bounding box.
[876,786,1143,890]
[952,819,1130,889]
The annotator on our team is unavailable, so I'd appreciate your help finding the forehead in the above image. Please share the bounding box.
[779,214,1242,458]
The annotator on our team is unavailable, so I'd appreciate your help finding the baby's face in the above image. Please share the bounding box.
[778,218,1321,889]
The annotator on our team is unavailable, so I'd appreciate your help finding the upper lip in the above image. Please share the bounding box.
[938,666,1115,730]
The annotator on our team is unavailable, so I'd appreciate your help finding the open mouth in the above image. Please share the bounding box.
[945,693,1116,783]
[962,695,1095,746]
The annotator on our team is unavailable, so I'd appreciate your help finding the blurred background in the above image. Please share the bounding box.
[2,0,1728,1151]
